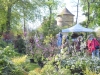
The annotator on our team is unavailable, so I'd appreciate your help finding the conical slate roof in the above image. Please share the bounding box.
[58,7,74,16]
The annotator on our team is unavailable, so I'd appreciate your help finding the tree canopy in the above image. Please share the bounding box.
[0,0,63,36]
[80,0,100,27]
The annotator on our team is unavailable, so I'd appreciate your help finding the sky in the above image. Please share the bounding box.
[28,0,86,29]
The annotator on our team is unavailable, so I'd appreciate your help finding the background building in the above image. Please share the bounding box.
[56,7,74,27]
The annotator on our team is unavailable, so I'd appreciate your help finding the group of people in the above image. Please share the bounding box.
[56,32,83,55]
[56,32,100,58]
[87,34,100,58]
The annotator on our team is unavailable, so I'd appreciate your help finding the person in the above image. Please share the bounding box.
[56,32,62,49]
[76,36,82,51]
[66,36,71,54]
[87,34,100,58]
[71,33,79,50]
[71,33,79,42]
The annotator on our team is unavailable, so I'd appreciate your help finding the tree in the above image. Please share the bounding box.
[0,0,19,32]
[37,0,62,37]
[44,0,59,26]
[38,17,60,37]
[0,0,45,34]
[0,0,63,37]
[80,0,100,27]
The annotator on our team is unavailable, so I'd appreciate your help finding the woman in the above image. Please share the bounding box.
[87,34,100,58]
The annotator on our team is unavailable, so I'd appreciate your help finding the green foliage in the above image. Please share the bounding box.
[0,45,18,58]
[0,0,7,24]
[15,37,26,54]
[38,17,60,37]
[41,65,55,75]
[2,46,18,57]
[80,0,100,27]
[11,24,23,36]
[33,50,43,62]
[28,68,41,75]
[84,67,97,75]
[0,0,46,32]
[39,19,50,36]
[12,55,27,65]
[0,39,7,48]
[0,45,27,75]
[24,63,39,72]
[28,56,72,75]
[56,54,100,74]
[0,0,62,34]
[43,34,53,45]
[95,28,100,37]
[28,50,100,75]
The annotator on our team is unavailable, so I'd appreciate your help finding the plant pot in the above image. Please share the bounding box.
[30,59,34,63]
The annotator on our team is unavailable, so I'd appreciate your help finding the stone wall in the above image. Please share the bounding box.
[56,14,74,27]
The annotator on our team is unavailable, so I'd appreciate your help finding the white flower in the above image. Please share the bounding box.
[61,49,64,54]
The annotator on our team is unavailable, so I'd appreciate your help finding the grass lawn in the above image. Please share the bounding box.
[25,62,39,71]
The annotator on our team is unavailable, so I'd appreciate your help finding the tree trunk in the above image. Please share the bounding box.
[48,5,52,35]
[6,0,19,32]
[87,1,90,28]
[49,6,52,26]
[6,6,12,32]
[76,0,79,24]
[1,24,4,35]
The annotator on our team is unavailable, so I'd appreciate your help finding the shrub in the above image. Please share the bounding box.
[0,46,28,75]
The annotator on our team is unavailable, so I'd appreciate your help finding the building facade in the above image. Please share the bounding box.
[56,8,74,27]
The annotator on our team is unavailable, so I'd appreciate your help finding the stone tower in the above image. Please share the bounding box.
[56,7,74,27]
